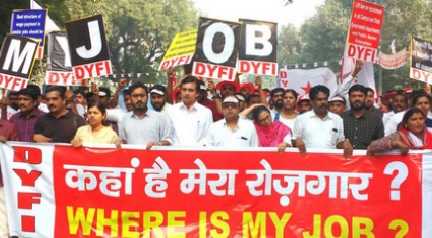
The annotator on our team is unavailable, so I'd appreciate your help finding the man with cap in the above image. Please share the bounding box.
[98,87,112,107]
[328,95,346,116]
[10,87,46,142]
[149,85,172,112]
[297,94,312,114]
[205,96,258,147]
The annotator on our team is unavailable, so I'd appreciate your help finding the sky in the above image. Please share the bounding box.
[192,0,325,28]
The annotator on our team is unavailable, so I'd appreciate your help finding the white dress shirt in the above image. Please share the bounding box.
[167,101,213,146]
[382,111,395,126]
[204,118,258,147]
[293,110,345,149]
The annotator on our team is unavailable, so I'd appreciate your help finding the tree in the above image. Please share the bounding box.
[290,0,432,92]
[278,24,302,66]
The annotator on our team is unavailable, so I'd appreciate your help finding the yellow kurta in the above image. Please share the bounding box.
[73,125,119,144]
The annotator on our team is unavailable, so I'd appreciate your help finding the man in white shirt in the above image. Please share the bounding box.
[205,96,258,147]
[168,76,213,146]
[293,85,353,156]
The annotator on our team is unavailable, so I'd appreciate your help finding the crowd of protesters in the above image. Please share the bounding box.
[0,64,431,156]
[2,62,432,235]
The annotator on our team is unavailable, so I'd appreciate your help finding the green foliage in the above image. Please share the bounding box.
[278,0,432,92]
[1,0,197,85]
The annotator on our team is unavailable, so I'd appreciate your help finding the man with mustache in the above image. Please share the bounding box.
[33,86,85,143]
[167,76,213,146]
[118,82,174,148]
[269,88,285,120]
[342,85,384,149]
[293,85,353,157]
[10,87,45,142]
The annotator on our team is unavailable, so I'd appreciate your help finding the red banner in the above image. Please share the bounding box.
[1,144,430,237]
[347,0,384,63]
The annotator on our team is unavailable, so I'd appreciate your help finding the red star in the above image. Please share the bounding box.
[301,81,312,94]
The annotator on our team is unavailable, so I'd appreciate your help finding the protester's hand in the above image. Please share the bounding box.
[146,142,157,150]
[277,142,291,152]
[115,138,122,149]
[352,60,364,78]
[207,78,216,92]
[366,146,374,156]
[167,68,176,79]
[255,76,262,88]
[343,139,353,158]
[295,138,306,153]
[0,136,7,143]
[90,80,98,93]
[391,139,409,155]
[71,138,82,148]
[0,97,8,110]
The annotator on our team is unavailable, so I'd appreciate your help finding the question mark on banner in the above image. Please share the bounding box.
[383,161,408,201]
[388,219,409,238]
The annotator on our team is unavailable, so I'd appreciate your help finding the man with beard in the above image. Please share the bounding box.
[269,88,285,119]
[33,86,85,143]
[118,82,173,148]
[149,85,171,112]
[293,85,352,157]
[365,87,382,117]
[342,85,384,149]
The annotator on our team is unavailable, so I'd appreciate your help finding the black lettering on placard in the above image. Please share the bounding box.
[239,19,277,62]
[0,35,38,78]
[47,31,72,71]
[65,15,110,66]
[193,17,240,67]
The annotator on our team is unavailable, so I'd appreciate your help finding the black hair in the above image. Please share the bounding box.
[180,75,200,92]
[87,101,110,126]
[365,87,374,95]
[45,86,66,99]
[399,108,426,130]
[309,85,329,100]
[348,84,367,96]
[251,105,271,123]
[411,92,431,107]
[270,88,285,97]
[128,82,148,95]
[122,88,131,97]
[284,89,298,99]
[26,84,41,97]
[74,87,86,96]
[17,88,38,100]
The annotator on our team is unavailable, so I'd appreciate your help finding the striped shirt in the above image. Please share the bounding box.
[342,110,384,149]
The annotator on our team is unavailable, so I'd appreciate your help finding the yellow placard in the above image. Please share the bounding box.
[162,29,197,61]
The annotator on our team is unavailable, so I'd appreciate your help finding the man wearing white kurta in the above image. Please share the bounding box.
[168,76,213,146]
